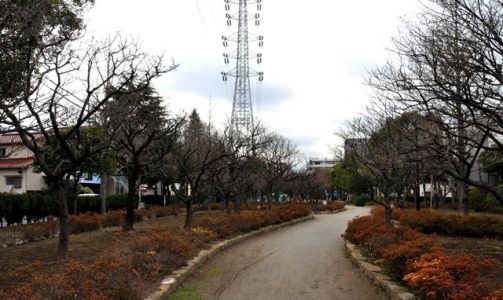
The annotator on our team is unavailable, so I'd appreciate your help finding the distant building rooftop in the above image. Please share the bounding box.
[307,157,338,171]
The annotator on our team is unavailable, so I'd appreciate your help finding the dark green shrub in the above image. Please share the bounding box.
[26,193,55,223]
[141,194,165,206]
[353,194,371,206]
[107,194,128,210]
[77,195,101,213]
[4,194,29,225]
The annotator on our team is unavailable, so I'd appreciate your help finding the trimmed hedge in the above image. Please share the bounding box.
[353,194,371,206]
[0,193,171,227]
[0,193,56,226]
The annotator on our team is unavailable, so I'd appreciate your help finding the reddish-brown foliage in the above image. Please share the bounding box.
[0,203,311,299]
[194,203,312,239]
[404,252,497,300]
[371,206,503,240]
[345,212,502,299]
[1,254,144,300]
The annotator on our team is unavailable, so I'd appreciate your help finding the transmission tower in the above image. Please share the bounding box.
[221,0,263,134]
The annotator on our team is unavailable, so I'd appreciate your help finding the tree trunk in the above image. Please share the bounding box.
[184,201,193,230]
[123,173,139,231]
[384,204,393,225]
[456,179,466,212]
[73,195,77,215]
[55,183,70,259]
[171,199,178,216]
[100,174,107,214]
[414,184,421,211]
[234,199,241,214]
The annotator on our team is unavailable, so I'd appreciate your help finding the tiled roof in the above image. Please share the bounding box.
[0,158,34,169]
[0,133,44,145]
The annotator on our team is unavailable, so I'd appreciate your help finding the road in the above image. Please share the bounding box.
[182,206,386,300]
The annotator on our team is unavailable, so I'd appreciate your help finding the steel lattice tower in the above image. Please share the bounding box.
[221,0,263,134]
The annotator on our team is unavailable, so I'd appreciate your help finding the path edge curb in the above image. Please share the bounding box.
[344,240,416,300]
[145,214,315,300]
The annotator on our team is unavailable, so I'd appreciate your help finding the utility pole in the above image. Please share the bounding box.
[221,0,264,135]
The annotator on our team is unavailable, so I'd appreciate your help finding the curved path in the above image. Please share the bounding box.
[182,206,386,300]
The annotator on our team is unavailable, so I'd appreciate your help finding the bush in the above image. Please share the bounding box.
[26,194,56,223]
[345,212,501,299]
[403,252,497,299]
[78,186,94,194]
[141,194,167,207]
[1,254,145,300]
[469,185,503,213]
[69,212,102,234]
[76,195,101,213]
[378,228,439,278]
[3,193,28,225]
[129,229,194,280]
[101,210,124,228]
[395,209,503,240]
[17,219,58,242]
[353,194,371,206]
[194,203,311,239]
[107,194,128,211]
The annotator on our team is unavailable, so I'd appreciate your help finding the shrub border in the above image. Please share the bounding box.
[145,214,315,300]
[344,240,416,300]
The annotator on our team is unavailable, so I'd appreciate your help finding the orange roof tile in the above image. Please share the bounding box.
[0,158,34,169]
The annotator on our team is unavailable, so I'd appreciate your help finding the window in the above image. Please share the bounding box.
[6,176,22,189]
[85,172,93,180]
[0,148,6,158]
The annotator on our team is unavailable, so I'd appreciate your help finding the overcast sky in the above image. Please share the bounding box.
[86,0,420,161]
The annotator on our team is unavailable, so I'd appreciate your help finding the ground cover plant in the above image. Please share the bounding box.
[0,206,175,247]
[0,203,311,299]
[344,207,503,299]
[386,207,503,240]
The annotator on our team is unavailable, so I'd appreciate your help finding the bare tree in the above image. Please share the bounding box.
[340,114,414,224]
[0,2,169,258]
[367,0,503,208]
[168,110,230,229]
[258,132,300,209]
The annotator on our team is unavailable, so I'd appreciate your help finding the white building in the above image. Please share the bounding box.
[0,134,47,193]
[306,157,337,172]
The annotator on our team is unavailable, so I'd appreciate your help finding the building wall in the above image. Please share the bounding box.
[0,166,46,193]
[1,144,32,159]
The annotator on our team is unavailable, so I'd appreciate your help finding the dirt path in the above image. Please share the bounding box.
[181,206,386,300]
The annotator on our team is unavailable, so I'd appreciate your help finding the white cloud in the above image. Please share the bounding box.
[86,0,420,159]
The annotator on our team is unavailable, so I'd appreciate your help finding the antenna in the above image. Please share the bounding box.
[221,0,264,135]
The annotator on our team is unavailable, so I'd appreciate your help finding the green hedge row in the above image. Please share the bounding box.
[0,193,56,225]
[0,193,172,226]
